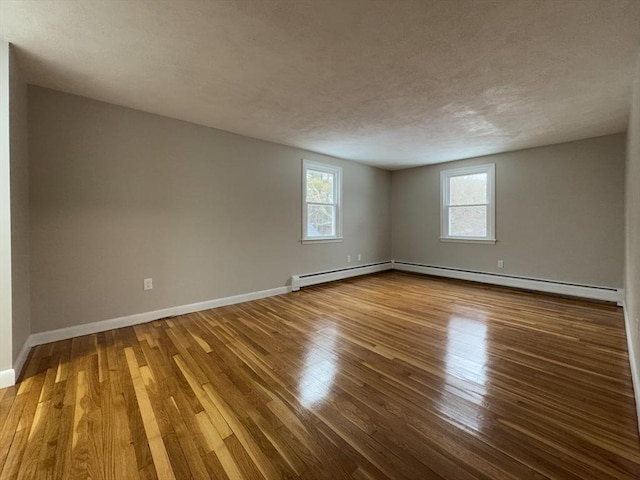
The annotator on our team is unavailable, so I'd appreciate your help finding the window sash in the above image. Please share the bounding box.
[302,160,342,241]
[306,204,336,237]
[440,164,495,242]
[444,202,489,208]
[305,169,336,204]
[306,201,338,208]
[447,205,488,237]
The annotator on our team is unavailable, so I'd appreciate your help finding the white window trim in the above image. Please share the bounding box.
[440,163,496,243]
[302,159,343,242]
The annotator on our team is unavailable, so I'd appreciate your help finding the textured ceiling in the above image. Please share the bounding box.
[1,0,640,169]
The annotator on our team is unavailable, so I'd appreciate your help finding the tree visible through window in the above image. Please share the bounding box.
[441,164,495,242]
[303,160,342,241]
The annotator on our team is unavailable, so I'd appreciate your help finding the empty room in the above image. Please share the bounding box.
[2,0,640,479]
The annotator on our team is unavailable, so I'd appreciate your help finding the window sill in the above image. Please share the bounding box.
[301,237,344,244]
[440,237,497,244]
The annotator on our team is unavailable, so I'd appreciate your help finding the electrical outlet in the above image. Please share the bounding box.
[347,255,351,262]
[144,278,153,290]
[497,260,504,269]
[357,253,362,261]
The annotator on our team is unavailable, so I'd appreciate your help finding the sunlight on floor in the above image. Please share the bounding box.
[299,324,338,408]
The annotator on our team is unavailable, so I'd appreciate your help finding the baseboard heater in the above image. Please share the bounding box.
[291,261,393,291]
[392,261,623,304]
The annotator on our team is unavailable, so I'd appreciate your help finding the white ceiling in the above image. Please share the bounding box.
[1,0,639,170]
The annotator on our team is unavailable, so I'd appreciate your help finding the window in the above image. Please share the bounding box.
[440,163,495,243]
[302,159,342,242]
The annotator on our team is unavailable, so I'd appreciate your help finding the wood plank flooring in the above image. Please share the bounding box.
[0,271,639,479]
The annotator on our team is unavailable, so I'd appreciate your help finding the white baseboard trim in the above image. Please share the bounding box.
[12,336,35,383]
[622,302,640,434]
[7,262,625,388]
[29,285,290,347]
[291,261,393,291]
[392,261,623,304]
[0,368,15,389]
[9,285,290,385]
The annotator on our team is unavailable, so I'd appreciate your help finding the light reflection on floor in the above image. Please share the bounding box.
[299,324,338,408]
[440,314,489,431]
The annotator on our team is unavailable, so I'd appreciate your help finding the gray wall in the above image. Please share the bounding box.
[10,45,30,366]
[28,87,392,333]
[391,134,626,288]
[625,54,640,421]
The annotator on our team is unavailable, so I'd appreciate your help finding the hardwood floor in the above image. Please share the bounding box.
[0,271,638,479]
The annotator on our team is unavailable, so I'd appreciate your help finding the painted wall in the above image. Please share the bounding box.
[391,134,626,288]
[0,40,13,377]
[9,45,30,367]
[625,53,640,422]
[28,87,392,333]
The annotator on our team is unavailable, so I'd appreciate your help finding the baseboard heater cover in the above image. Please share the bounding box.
[291,261,393,291]
[392,261,623,304]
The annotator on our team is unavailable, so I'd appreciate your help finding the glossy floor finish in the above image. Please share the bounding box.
[0,272,639,479]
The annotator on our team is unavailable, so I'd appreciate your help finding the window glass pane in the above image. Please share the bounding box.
[449,205,487,237]
[307,204,336,237]
[306,170,335,204]
[449,173,487,205]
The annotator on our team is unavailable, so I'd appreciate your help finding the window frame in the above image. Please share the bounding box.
[302,159,343,243]
[440,163,496,244]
